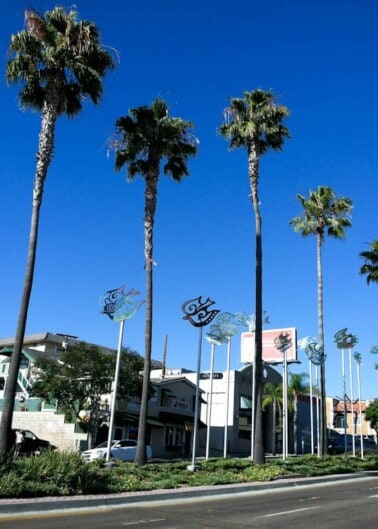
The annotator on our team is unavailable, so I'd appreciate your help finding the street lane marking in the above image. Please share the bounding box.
[123,519,166,526]
[260,506,319,518]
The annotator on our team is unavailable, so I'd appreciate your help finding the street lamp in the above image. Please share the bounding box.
[182,296,220,471]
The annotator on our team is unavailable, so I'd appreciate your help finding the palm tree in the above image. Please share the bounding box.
[0,8,115,454]
[288,372,309,454]
[219,89,290,464]
[290,186,352,456]
[113,99,197,465]
[360,240,378,285]
[262,382,283,456]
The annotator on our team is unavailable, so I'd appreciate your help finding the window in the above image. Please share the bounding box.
[334,416,346,429]
[164,426,184,447]
[160,389,169,407]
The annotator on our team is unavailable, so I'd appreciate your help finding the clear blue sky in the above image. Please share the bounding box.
[1,0,377,399]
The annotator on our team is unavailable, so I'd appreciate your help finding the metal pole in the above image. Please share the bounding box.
[316,366,320,457]
[348,348,356,456]
[309,358,314,454]
[223,336,231,458]
[356,360,364,459]
[205,342,216,460]
[106,319,125,463]
[342,348,348,458]
[188,326,203,471]
[284,348,289,459]
[250,358,256,460]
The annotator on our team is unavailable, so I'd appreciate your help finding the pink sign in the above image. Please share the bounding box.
[241,328,297,364]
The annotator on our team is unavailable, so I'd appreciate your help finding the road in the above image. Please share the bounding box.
[0,476,377,528]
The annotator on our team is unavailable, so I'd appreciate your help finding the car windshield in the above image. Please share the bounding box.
[94,440,118,449]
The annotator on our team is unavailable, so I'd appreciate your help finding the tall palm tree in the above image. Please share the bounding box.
[289,186,352,456]
[0,8,115,454]
[113,99,197,465]
[262,382,283,456]
[360,240,378,285]
[219,89,290,464]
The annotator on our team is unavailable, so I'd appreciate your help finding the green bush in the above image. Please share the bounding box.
[0,453,377,498]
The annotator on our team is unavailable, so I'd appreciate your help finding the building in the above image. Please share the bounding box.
[1,331,322,458]
[326,396,377,441]
[150,363,287,457]
[0,333,200,457]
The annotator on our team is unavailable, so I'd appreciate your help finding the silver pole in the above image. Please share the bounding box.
[348,348,356,456]
[316,365,320,457]
[223,336,231,458]
[188,326,203,471]
[205,342,216,460]
[356,360,364,459]
[282,349,288,460]
[106,319,125,463]
[342,348,348,458]
[309,358,314,454]
[250,358,256,460]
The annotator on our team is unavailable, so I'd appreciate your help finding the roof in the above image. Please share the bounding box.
[150,376,199,391]
[0,332,162,367]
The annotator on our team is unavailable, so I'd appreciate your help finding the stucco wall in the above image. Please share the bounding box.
[1,411,87,452]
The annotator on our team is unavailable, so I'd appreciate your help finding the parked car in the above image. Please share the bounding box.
[11,429,56,456]
[82,439,152,462]
[328,433,378,454]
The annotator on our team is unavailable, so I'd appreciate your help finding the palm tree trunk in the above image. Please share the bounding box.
[248,142,265,464]
[135,171,158,465]
[317,233,327,456]
[0,101,57,453]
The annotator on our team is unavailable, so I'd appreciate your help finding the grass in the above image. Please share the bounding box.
[0,452,377,498]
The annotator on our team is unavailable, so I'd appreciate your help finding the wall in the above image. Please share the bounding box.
[1,411,87,451]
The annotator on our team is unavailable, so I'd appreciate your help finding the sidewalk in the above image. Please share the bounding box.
[0,472,376,516]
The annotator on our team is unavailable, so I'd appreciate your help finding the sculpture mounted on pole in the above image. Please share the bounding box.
[101,286,144,463]
[182,296,219,470]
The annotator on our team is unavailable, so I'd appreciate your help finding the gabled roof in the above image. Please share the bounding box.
[150,376,199,392]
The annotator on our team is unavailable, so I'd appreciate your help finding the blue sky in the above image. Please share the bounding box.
[1,0,377,399]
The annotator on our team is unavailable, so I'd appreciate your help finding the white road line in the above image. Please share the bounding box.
[123,519,166,526]
[260,506,319,518]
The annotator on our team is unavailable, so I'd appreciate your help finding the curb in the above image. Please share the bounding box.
[0,472,376,516]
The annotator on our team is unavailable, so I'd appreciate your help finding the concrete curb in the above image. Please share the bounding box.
[0,471,377,516]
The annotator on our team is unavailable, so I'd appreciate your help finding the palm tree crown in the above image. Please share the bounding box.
[360,240,378,284]
[220,89,290,155]
[290,186,352,242]
[115,99,197,184]
[7,8,115,116]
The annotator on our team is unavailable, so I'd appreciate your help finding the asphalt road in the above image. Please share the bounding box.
[0,476,377,529]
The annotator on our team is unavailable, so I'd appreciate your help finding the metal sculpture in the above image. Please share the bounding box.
[101,285,144,463]
[182,296,219,470]
[182,296,220,327]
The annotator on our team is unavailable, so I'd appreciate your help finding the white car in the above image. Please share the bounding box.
[82,439,152,462]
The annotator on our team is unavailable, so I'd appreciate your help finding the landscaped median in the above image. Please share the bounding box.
[0,451,377,498]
